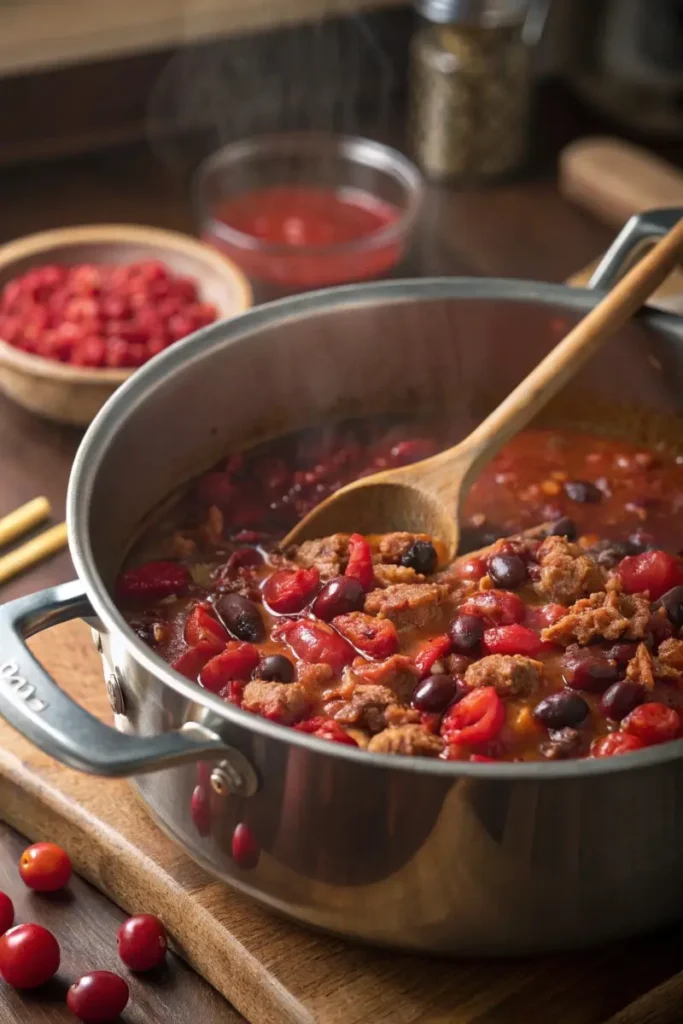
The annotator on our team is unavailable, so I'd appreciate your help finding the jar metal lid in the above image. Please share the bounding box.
[415,0,528,25]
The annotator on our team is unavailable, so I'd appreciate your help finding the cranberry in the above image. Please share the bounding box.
[232,823,260,870]
[412,675,462,713]
[215,593,265,643]
[448,614,485,651]
[600,680,645,722]
[333,612,399,659]
[483,624,543,657]
[117,914,168,971]
[549,517,576,540]
[414,634,453,678]
[262,567,320,613]
[272,618,355,673]
[171,643,217,681]
[345,533,374,591]
[116,560,190,603]
[258,654,295,682]
[618,550,683,601]
[561,646,619,692]
[487,552,527,590]
[191,784,211,836]
[184,603,229,653]
[200,641,260,691]
[456,556,488,581]
[459,589,525,626]
[591,732,645,757]
[19,841,72,892]
[311,576,365,621]
[563,479,602,503]
[624,702,681,745]
[441,687,505,747]
[533,690,589,729]
[0,894,14,936]
[67,971,130,1023]
[401,539,437,575]
[0,923,60,988]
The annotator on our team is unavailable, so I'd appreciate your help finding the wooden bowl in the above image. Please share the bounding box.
[0,224,253,426]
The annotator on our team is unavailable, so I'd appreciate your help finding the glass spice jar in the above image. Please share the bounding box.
[409,0,533,183]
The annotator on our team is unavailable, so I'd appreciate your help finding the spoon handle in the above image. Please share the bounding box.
[457,214,683,487]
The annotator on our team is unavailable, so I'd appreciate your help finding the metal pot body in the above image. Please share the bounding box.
[2,210,683,954]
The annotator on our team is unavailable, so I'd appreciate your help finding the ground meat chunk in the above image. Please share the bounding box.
[364,582,450,631]
[383,704,422,727]
[656,638,683,674]
[295,533,350,581]
[296,662,335,693]
[464,654,542,697]
[377,532,428,564]
[533,535,605,605]
[329,684,398,733]
[172,532,197,558]
[625,643,656,690]
[372,564,424,588]
[541,580,651,647]
[348,655,419,703]
[539,727,581,760]
[367,725,444,757]
[242,681,310,725]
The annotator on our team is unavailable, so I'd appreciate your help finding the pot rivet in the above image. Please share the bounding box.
[210,751,258,799]
[106,672,126,716]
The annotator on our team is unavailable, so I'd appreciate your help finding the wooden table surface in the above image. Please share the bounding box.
[0,82,678,1022]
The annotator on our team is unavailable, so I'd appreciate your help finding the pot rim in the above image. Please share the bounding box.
[68,276,683,780]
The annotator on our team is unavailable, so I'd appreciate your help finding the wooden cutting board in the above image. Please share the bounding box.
[0,618,683,1024]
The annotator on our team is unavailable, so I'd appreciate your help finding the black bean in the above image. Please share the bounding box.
[487,552,527,590]
[258,654,295,683]
[549,516,577,541]
[214,593,265,642]
[592,542,631,569]
[311,577,365,621]
[412,675,463,714]
[563,479,602,503]
[533,690,589,729]
[561,646,619,692]
[600,680,645,721]
[655,585,683,628]
[448,614,484,652]
[401,539,438,575]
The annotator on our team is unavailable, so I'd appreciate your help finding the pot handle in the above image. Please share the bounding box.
[590,207,683,291]
[0,580,228,776]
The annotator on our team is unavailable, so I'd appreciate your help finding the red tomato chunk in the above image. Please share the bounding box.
[117,560,190,602]
[459,590,525,626]
[483,624,544,657]
[345,533,375,591]
[332,613,399,659]
[200,642,261,691]
[185,603,229,652]
[262,567,319,613]
[617,550,683,601]
[273,619,355,673]
[442,687,505,747]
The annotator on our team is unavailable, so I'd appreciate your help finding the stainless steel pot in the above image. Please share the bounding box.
[1,209,682,956]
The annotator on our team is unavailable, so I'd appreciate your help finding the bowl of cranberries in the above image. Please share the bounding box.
[0,223,252,426]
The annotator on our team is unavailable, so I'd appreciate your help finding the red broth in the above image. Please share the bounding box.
[205,186,402,288]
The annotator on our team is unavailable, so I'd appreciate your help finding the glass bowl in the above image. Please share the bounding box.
[193,133,424,293]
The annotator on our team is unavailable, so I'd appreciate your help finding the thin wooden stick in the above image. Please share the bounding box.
[0,496,50,549]
[0,522,68,584]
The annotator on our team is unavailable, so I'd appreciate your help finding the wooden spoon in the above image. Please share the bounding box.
[282,216,683,562]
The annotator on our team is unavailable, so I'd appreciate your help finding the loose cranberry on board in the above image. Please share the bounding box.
[67,971,130,1023]
[0,923,60,988]
[117,913,168,972]
[19,841,72,892]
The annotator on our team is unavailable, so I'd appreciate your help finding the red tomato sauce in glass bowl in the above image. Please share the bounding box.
[195,134,424,292]
[207,186,402,289]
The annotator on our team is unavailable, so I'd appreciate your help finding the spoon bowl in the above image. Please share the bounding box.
[283,214,683,556]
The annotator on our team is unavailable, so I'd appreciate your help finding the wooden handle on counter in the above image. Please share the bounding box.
[559,137,683,228]
[0,522,68,585]
[0,496,50,548]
